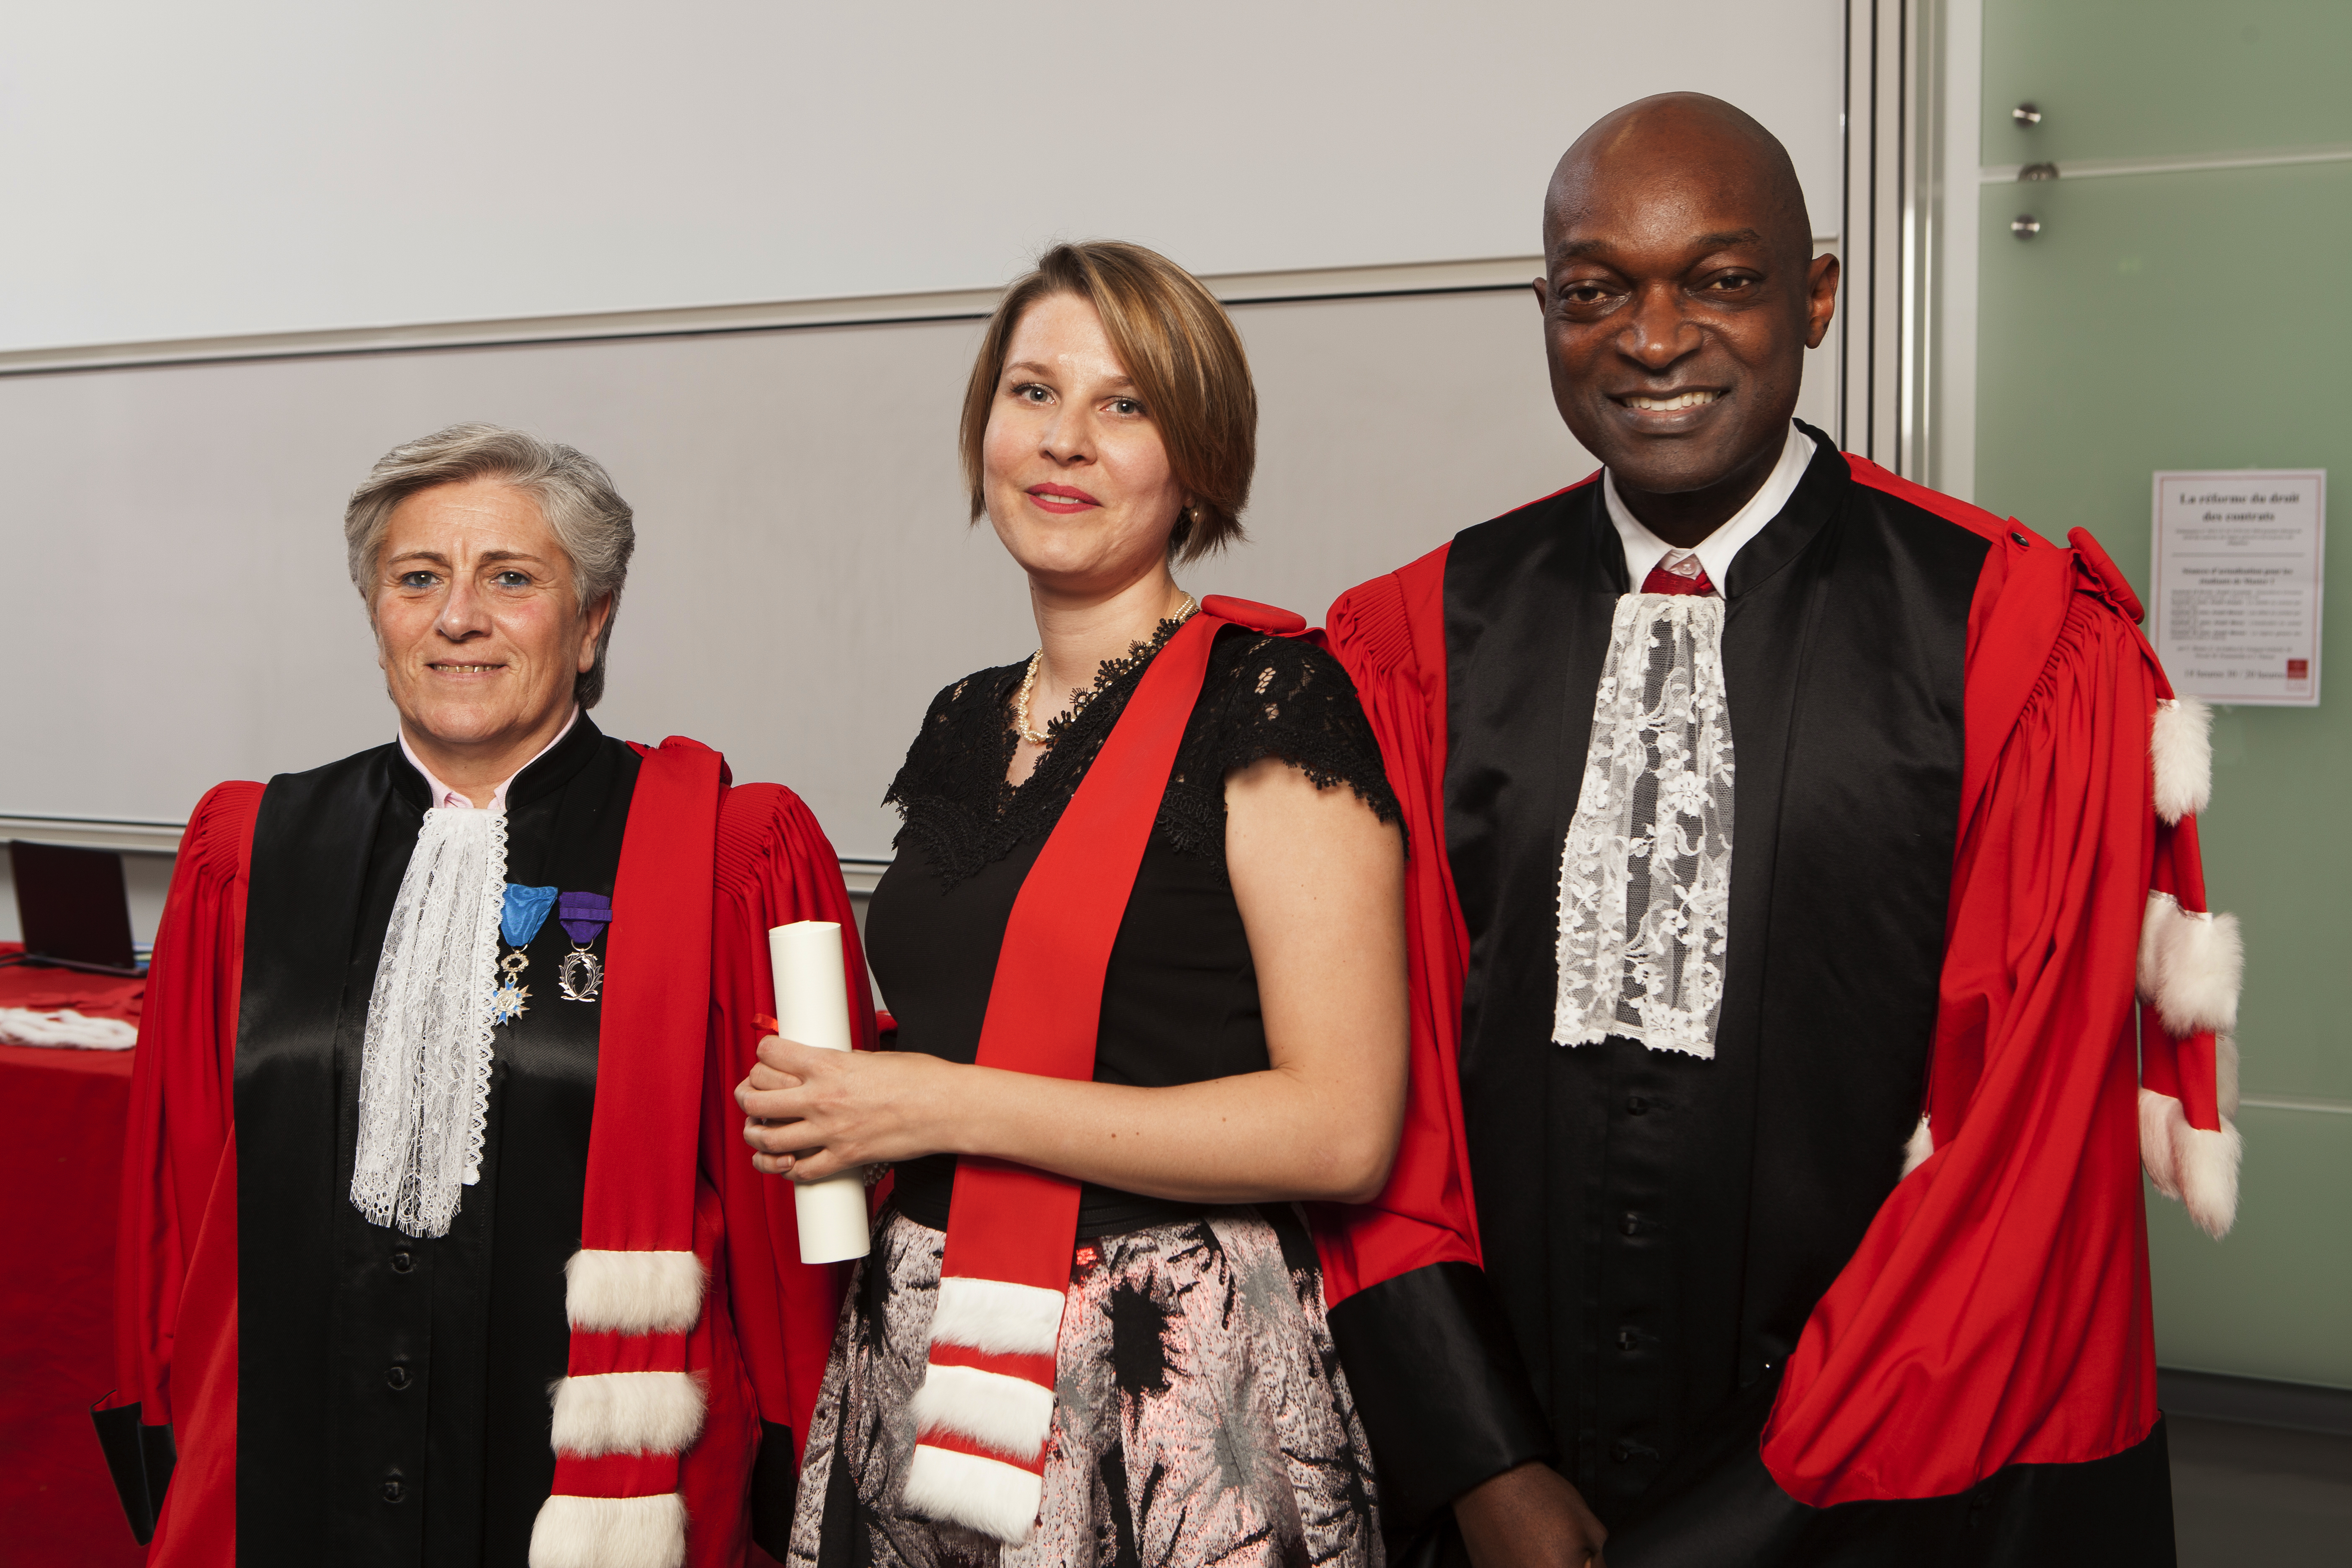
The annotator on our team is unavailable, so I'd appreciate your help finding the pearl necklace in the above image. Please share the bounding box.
[1013,593,1200,747]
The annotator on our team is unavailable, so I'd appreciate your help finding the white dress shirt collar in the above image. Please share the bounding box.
[1602,423,1817,593]
[398,706,580,812]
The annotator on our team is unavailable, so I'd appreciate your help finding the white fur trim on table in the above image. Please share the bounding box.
[549,1371,707,1459]
[903,1443,1044,1545]
[2151,697,2213,824]
[910,1362,1054,1462]
[527,1491,689,1568]
[564,1250,706,1334]
[0,1007,137,1049]
[2138,1088,2241,1240]
[928,1277,1065,1356]
[2136,893,2243,1037]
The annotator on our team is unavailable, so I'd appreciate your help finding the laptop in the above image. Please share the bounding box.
[8,840,142,976]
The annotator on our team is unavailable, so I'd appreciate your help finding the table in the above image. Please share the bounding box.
[0,944,150,1566]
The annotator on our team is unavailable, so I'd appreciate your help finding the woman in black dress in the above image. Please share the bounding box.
[741,242,1407,1566]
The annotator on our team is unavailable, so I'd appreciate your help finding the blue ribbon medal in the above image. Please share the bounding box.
[489,884,559,1026]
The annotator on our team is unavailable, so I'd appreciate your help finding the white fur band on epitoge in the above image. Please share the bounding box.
[2151,697,2214,823]
[527,1492,690,1568]
[2138,1088,2242,1239]
[901,1274,1068,1543]
[1899,1115,1934,1179]
[2134,886,2244,1238]
[929,1277,1064,1356]
[909,1364,1056,1460]
[563,1248,707,1335]
[901,1444,1049,1546]
[2133,681,2243,1240]
[548,1371,708,1459]
[2136,892,2243,1039]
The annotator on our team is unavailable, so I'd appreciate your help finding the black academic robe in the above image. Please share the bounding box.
[233,717,632,1564]
[107,718,869,1568]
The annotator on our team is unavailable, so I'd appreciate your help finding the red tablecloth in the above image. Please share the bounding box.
[0,943,149,1565]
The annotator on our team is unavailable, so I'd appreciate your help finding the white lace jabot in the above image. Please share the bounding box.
[1553,595,1734,1057]
[350,805,509,1237]
[1551,430,1812,1058]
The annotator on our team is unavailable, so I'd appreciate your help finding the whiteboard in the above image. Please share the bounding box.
[0,286,1838,861]
[0,0,1843,353]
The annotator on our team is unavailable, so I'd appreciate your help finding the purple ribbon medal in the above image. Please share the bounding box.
[556,892,612,1003]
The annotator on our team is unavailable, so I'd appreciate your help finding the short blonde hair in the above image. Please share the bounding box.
[959,242,1256,563]
[343,423,634,708]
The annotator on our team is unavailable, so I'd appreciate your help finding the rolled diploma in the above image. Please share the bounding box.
[768,920,872,1264]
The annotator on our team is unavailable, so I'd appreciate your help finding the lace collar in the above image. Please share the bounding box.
[887,611,1193,887]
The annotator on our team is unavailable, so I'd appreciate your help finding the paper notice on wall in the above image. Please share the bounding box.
[2151,469,2325,707]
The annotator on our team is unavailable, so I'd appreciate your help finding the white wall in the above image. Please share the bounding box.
[0,0,1853,882]
[0,289,1610,861]
[0,1,1843,352]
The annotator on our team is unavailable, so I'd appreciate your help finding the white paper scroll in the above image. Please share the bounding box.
[767,920,872,1264]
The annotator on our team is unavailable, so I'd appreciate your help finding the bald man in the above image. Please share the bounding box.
[1316,95,2235,1565]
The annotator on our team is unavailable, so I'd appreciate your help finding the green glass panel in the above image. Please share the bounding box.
[1977,158,2351,1387]
[1983,0,2352,166]
[2146,1109,2352,1389]
[1977,161,2351,1105]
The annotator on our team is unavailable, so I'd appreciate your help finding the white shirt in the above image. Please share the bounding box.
[398,706,580,812]
[1601,423,1816,592]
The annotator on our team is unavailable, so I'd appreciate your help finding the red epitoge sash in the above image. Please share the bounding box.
[900,597,1305,1542]
[533,738,726,1567]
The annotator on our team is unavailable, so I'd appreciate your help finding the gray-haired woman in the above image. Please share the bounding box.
[106,424,864,1568]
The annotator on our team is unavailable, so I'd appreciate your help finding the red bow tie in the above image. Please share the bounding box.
[1643,551,1717,597]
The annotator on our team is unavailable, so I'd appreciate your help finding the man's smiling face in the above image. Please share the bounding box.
[370,477,603,757]
[1534,95,1838,528]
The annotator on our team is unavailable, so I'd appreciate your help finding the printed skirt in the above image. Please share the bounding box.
[787,1205,1383,1567]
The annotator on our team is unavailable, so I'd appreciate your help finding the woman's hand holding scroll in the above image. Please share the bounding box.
[738,1034,955,1181]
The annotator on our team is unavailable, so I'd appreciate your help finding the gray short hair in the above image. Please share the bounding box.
[344,423,635,709]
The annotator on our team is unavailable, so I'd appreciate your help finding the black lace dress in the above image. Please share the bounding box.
[787,619,1402,1568]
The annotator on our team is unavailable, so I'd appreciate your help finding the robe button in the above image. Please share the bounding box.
[1611,1437,1659,1463]
[382,1478,406,1503]
[1620,1211,1643,1236]
[1625,1095,1649,1116]
[390,1251,415,1274]
[386,1365,412,1391]
[1617,1328,1639,1352]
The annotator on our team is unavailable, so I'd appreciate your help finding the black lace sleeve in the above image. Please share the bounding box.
[1158,631,1403,873]
[882,664,1029,887]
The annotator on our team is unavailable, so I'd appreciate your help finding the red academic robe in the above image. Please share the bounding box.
[106,740,868,1566]
[1316,433,2236,1561]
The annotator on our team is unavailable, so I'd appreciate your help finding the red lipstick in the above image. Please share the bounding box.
[1026,483,1101,515]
